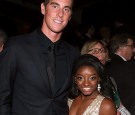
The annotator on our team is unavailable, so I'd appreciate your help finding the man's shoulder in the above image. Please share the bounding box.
[4,30,38,50]
[10,29,37,40]
[109,54,125,63]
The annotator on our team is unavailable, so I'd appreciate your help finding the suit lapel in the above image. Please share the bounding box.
[26,32,51,90]
[25,33,74,95]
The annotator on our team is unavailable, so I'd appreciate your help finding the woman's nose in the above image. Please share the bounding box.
[83,79,90,86]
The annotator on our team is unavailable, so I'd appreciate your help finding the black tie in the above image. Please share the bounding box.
[47,44,55,90]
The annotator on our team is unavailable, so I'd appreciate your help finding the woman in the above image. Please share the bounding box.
[68,54,117,115]
[81,39,131,115]
[81,39,109,65]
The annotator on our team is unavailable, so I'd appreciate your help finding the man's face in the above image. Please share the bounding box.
[41,0,72,34]
[120,39,134,60]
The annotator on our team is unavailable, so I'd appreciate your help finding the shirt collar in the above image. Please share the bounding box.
[115,53,127,61]
[37,28,61,51]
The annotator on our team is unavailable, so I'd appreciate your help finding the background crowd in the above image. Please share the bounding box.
[0,0,135,114]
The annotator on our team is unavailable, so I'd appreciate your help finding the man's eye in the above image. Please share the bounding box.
[64,8,70,13]
[52,5,58,8]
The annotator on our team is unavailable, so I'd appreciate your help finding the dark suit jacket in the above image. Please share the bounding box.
[0,29,80,115]
[106,54,135,114]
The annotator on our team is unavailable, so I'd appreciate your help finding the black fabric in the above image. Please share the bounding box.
[47,44,55,90]
[37,29,68,92]
[106,54,135,114]
[0,29,80,115]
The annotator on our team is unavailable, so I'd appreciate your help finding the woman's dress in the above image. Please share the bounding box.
[68,95,105,115]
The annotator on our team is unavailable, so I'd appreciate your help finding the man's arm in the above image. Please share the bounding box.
[0,44,16,115]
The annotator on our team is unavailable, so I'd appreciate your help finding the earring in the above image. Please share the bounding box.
[97,84,101,92]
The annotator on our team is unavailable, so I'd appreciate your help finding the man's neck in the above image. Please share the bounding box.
[41,27,62,43]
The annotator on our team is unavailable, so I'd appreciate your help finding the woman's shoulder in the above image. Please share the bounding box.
[100,96,117,115]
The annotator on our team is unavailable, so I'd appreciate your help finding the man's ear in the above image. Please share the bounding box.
[117,46,123,53]
[41,3,45,15]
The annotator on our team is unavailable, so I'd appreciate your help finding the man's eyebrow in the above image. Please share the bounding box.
[64,6,71,10]
[50,2,59,5]
[50,2,71,10]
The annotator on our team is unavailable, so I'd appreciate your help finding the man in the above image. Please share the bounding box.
[0,0,80,115]
[106,33,135,114]
[0,29,7,52]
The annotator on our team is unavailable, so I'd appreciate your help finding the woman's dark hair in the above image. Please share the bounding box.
[69,54,114,100]
[110,33,134,53]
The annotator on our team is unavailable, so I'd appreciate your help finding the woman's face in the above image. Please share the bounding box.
[88,43,107,64]
[75,65,100,96]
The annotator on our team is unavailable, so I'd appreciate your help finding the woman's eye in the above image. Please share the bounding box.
[76,76,83,80]
[89,76,96,80]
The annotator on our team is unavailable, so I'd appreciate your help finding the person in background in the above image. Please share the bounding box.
[0,0,80,115]
[81,40,109,65]
[0,29,7,52]
[98,25,112,46]
[106,33,135,114]
[81,39,131,115]
[79,23,95,50]
[68,54,117,115]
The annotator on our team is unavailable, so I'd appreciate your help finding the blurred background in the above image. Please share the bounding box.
[0,0,135,37]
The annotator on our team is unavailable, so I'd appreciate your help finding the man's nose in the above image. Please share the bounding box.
[58,9,64,17]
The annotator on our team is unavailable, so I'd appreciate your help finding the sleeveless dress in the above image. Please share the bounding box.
[68,95,105,115]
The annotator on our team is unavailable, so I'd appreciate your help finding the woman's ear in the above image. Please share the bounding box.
[41,3,45,15]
